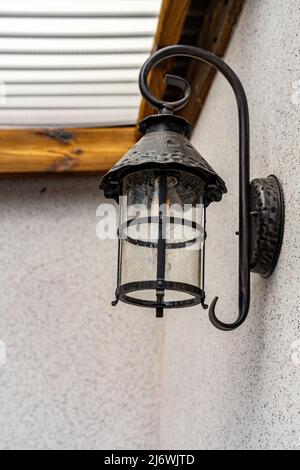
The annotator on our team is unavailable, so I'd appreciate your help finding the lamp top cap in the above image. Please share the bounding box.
[100,112,227,206]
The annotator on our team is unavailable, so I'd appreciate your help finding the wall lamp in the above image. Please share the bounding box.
[100,45,284,331]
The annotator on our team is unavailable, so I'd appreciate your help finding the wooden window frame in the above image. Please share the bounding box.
[0,0,243,175]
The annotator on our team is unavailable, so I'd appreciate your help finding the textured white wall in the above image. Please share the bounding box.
[0,177,162,450]
[0,0,299,451]
[159,0,300,450]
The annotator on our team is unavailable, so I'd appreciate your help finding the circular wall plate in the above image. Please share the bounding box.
[250,175,285,278]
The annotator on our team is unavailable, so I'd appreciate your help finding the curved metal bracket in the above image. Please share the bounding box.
[139,45,250,331]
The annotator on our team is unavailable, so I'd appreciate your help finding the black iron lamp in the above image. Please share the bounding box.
[100,45,284,331]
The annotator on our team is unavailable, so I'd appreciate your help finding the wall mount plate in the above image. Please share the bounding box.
[250,175,285,278]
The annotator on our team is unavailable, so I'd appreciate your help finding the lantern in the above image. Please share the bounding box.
[100,45,285,331]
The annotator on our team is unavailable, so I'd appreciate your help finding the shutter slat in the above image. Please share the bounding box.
[0,109,138,127]
[1,95,141,109]
[0,18,158,37]
[0,1,162,127]
[0,54,149,69]
[0,69,140,83]
[0,1,161,17]
[0,37,153,54]
[5,83,140,96]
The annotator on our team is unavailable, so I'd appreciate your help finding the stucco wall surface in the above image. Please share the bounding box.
[159,0,300,450]
[0,177,162,450]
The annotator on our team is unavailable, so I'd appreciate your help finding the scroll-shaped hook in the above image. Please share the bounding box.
[139,45,251,331]
[139,64,191,113]
[209,294,250,332]
[161,74,191,112]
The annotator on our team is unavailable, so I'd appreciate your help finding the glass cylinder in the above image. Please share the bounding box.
[117,169,206,308]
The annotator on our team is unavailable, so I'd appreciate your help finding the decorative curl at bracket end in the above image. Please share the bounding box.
[139,54,192,114]
[160,74,192,113]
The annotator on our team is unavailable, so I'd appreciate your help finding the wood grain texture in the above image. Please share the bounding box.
[138,0,191,122]
[179,0,244,126]
[0,127,136,174]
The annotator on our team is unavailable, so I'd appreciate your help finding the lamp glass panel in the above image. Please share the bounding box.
[119,171,159,288]
[119,170,205,303]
